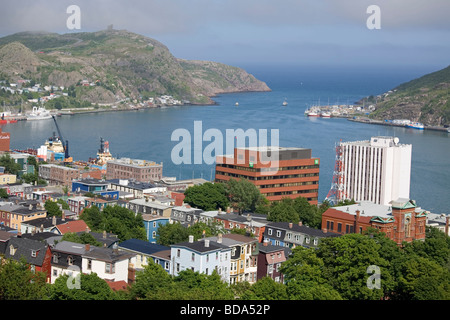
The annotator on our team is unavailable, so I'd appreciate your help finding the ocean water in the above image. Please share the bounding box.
[4,65,450,214]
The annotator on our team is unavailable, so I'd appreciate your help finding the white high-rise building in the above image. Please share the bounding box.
[338,136,412,206]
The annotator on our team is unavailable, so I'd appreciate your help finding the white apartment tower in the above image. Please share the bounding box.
[338,136,412,206]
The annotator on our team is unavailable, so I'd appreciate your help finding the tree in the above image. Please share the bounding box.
[101,206,147,241]
[184,182,229,211]
[0,188,8,199]
[279,246,342,300]
[225,178,265,213]
[395,255,450,300]
[267,198,299,223]
[317,233,395,300]
[292,196,322,228]
[60,232,102,247]
[240,277,288,300]
[156,222,189,246]
[0,154,21,175]
[80,205,103,231]
[49,273,115,300]
[0,258,49,300]
[129,260,173,300]
[44,200,62,217]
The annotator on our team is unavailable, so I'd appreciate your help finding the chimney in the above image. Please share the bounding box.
[61,212,65,221]
[188,235,194,243]
[217,233,223,244]
[40,224,44,232]
[29,204,33,211]
[52,215,57,226]
[204,239,210,247]
[113,243,119,254]
[298,221,303,227]
[289,222,293,229]
[218,207,222,214]
[323,228,327,233]
[263,239,269,246]
[86,226,90,233]
[226,207,231,213]
[103,230,107,239]
[85,243,90,251]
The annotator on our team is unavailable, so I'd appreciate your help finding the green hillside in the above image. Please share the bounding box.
[368,65,450,126]
[0,29,270,109]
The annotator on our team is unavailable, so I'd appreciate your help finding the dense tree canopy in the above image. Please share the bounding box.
[225,178,265,213]
[183,182,229,211]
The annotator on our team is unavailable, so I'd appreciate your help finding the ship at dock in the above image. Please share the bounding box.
[89,137,114,169]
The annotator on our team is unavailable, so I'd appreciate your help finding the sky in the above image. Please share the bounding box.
[1,0,449,71]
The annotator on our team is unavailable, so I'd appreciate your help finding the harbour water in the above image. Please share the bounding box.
[4,65,450,214]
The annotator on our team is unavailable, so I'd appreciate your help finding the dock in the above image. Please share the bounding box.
[348,117,449,133]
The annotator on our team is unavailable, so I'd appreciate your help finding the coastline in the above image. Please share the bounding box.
[348,117,449,133]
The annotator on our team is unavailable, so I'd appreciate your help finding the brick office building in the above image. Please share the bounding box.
[106,158,163,183]
[215,146,320,204]
[39,164,80,186]
[321,198,427,245]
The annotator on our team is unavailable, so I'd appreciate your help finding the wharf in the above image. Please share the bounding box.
[348,118,449,133]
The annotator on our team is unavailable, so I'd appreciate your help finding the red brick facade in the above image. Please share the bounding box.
[321,200,427,245]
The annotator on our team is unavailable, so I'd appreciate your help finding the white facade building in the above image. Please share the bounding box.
[339,136,412,206]
[170,235,231,283]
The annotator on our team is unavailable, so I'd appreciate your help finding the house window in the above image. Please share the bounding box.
[31,250,37,258]
[152,231,156,239]
[67,256,73,265]
[30,265,35,273]
[176,263,180,272]
[337,223,342,233]
[206,268,209,275]
[164,262,169,270]
[276,230,281,237]
[105,263,115,274]
[9,245,15,256]
[268,228,272,235]
[53,254,59,263]
[53,269,58,277]
[313,238,318,246]
[191,253,195,262]
[305,237,310,244]
[177,249,181,258]
[87,259,92,270]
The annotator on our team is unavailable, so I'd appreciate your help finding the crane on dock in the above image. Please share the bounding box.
[51,115,72,164]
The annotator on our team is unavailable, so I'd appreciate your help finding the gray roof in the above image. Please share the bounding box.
[82,246,135,262]
[265,222,339,238]
[5,237,48,266]
[171,239,231,253]
[53,241,92,255]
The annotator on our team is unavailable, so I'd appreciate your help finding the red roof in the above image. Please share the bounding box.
[56,220,90,234]
[105,280,129,292]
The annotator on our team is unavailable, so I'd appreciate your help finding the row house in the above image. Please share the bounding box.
[51,241,136,285]
[142,214,169,243]
[321,198,427,245]
[213,211,268,242]
[5,236,52,282]
[257,240,290,283]
[170,206,203,227]
[0,203,47,231]
[263,221,339,249]
[5,183,38,199]
[20,215,67,234]
[107,179,167,199]
[67,196,88,216]
[170,235,231,283]
[118,238,171,272]
[84,197,118,210]
[128,198,172,217]
[201,234,259,284]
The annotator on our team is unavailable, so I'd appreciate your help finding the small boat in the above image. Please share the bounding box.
[282,99,288,106]
[235,102,239,106]
[305,109,320,117]
[405,122,424,130]
[321,111,331,118]
[26,106,52,121]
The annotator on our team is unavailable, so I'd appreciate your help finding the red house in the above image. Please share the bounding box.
[5,236,53,282]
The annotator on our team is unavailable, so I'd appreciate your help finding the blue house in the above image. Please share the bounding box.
[142,214,169,243]
[72,178,119,199]
[117,238,171,273]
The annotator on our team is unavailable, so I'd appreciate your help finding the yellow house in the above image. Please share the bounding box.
[8,204,47,231]
[0,174,16,185]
